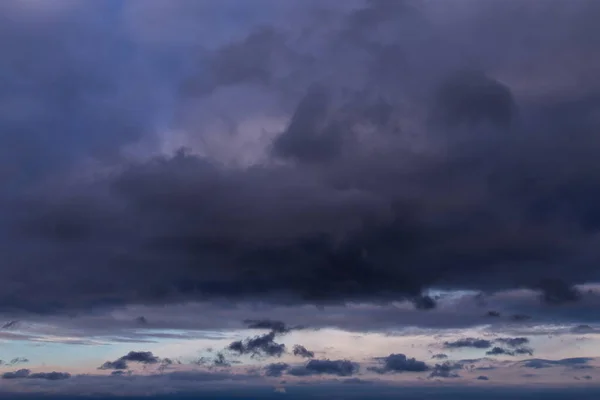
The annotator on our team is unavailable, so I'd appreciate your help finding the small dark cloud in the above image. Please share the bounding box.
[486,311,501,317]
[2,369,70,380]
[292,345,315,359]
[228,331,286,358]
[288,359,359,377]
[264,363,289,377]
[136,316,148,325]
[477,375,489,380]
[110,370,129,377]
[99,359,128,371]
[495,337,529,348]
[29,371,71,380]
[1,321,19,330]
[572,324,595,334]
[429,362,462,379]
[486,346,533,356]
[120,351,160,364]
[486,347,509,356]
[2,369,31,379]
[7,357,28,366]
[99,351,161,370]
[444,338,492,349]
[213,353,230,367]
[369,353,429,374]
[431,354,448,360]
[520,358,593,369]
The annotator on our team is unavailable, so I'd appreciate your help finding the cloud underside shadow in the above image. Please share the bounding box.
[0,0,598,316]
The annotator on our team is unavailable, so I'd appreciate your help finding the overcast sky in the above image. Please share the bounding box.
[1,0,600,398]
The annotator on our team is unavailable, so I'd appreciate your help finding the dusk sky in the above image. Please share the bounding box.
[2,0,600,398]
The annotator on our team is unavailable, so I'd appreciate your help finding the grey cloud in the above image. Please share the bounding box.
[213,353,231,367]
[99,351,162,371]
[495,337,529,348]
[264,362,289,377]
[519,358,593,369]
[6,357,28,366]
[428,362,462,379]
[413,295,437,310]
[227,331,286,358]
[431,354,448,360]
[572,325,596,334]
[444,338,492,349]
[2,369,31,379]
[431,70,516,129]
[476,375,489,380]
[537,279,581,305]
[244,319,293,334]
[369,353,429,374]
[288,359,359,377]
[2,369,70,380]
[292,345,315,359]
[486,346,533,357]
[1,0,600,316]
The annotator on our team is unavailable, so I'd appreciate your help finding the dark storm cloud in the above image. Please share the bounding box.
[476,375,489,380]
[369,353,429,374]
[2,369,70,380]
[244,319,294,334]
[0,1,169,188]
[1,0,600,316]
[537,279,582,305]
[413,295,437,310]
[288,359,359,377]
[443,338,492,349]
[292,345,315,359]
[431,354,448,360]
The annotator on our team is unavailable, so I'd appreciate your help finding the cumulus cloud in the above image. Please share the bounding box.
[288,359,359,377]
[369,353,429,374]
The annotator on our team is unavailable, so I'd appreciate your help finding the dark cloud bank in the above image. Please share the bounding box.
[1,0,600,316]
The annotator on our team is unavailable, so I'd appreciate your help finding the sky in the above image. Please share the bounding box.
[1,0,600,398]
